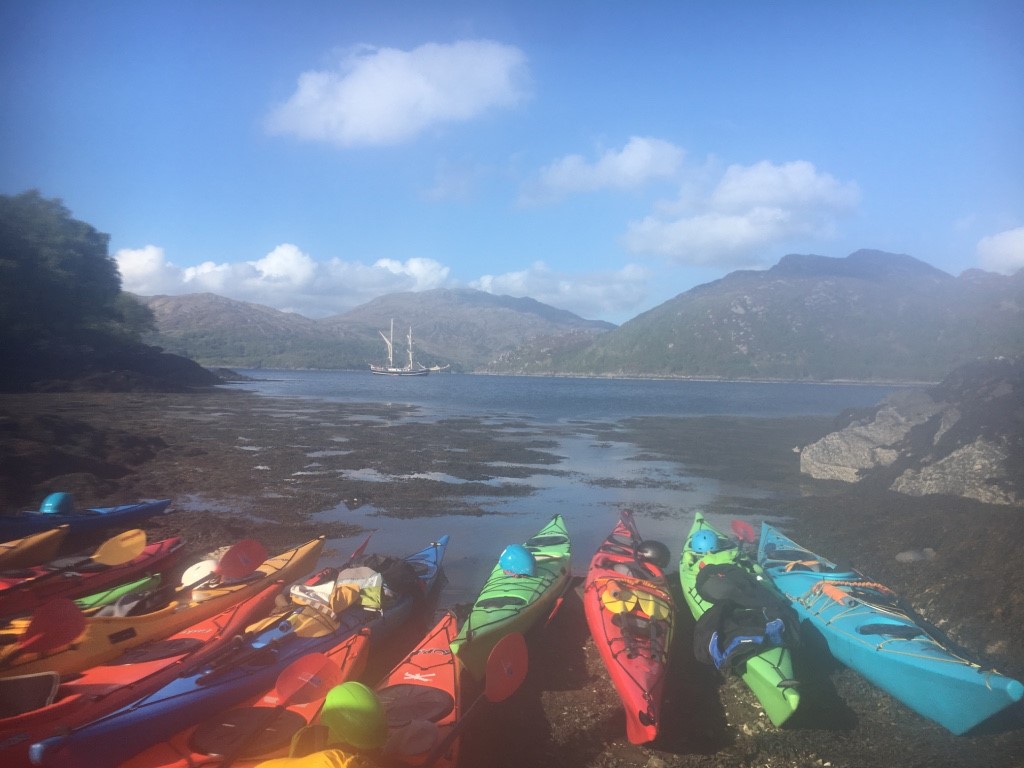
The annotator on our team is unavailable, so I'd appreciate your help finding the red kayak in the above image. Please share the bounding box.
[582,510,676,744]
[118,629,371,767]
[0,533,184,619]
[373,610,462,767]
[0,581,284,768]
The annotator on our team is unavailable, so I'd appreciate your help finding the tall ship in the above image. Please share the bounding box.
[369,319,447,376]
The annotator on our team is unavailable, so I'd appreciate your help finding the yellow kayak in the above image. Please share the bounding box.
[0,525,69,570]
[0,536,325,678]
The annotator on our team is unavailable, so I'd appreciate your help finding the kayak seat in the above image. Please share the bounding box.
[612,611,666,639]
[189,706,307,758]
[856,623,923,640]
[377,683,455,726]
[0,671,59,717]
[47,557,109,572]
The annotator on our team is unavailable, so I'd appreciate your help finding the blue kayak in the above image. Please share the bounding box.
[0,497,173,539]
[758,523,1023,735]
[30,534,449,767]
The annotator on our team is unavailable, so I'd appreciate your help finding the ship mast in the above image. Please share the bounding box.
[379,319,395,368]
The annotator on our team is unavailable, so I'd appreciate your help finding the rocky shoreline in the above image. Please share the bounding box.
[1,390,1022,767]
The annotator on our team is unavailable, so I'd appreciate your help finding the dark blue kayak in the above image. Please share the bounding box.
[30,534,449,768]
[0,498,173,539]
[758,523,1023,735]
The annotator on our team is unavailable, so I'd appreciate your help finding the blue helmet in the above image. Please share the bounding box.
[40,492,74,515]
[690,530,719,554]
[499,544,536,576]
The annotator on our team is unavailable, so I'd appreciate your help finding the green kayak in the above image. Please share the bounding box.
[75,574,162,616]
[679,512,800,726]
[450,515,571,679]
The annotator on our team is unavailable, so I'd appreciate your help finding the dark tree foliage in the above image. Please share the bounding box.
[0,190,122,338]
[0,190,211,391]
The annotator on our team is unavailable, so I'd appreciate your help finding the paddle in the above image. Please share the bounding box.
[181,538,268,591]
[731,519,756,545]
[216,652,349,768]
[343,532,372,567]
[10,529,147,586]
[0,530,148,616]
[1,598,86,668]
[423,631,528,766]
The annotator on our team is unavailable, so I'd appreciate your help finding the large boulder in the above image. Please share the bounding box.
[799,358,1023,505]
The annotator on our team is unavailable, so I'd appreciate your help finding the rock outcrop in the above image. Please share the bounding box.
[800,358,1023,505]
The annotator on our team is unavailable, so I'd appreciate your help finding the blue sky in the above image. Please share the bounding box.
[3,2,1022,323]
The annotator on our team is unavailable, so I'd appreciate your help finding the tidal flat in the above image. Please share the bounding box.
[1,390,1021,767]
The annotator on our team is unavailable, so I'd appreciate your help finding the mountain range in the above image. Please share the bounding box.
[139,250,1023,382]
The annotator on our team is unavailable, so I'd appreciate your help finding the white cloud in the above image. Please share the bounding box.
[115,244,450,318]
[624,159,860,267]
[115,245,184,295]
[252,244,317,285]
[522,136,684,204]
[266,40,529,146]
[471,261,650,321]
[976,227,1024,274]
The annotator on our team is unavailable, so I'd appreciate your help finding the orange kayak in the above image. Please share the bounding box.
[118,629,371,768]
[0,536,325,679]
[0,581,285,768]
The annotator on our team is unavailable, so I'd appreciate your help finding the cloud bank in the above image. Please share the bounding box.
[115,245,450,318]
[266,40,529,146]
[976,227,1024,274]
[116,245,643,321]
[624,159,860,268]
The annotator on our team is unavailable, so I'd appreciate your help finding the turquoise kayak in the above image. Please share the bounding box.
[758,523,1023,735]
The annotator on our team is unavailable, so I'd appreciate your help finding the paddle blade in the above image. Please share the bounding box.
[93,528,147,566]
[18,598,85,654]
[181,558,218,586]
[275,652,347,706]
[483,631,528,703]
[217,538,268,580]
[731,519,756,544]
[346,532,373,566]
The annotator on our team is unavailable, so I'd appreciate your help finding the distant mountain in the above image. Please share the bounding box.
[536,250,1024,382]
[321,288,614,370]
[139,289,613,371]
[139,293,380,369]
[140,251,1023,381]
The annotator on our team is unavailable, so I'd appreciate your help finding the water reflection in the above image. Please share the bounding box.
[312,429,782,607]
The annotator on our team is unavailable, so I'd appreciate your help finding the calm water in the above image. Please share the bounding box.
[225,371,900,603]
[226,370,899,422]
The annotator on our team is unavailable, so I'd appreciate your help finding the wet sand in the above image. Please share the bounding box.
[1,390,1022,767]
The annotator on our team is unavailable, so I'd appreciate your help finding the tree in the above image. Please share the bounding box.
[0,190,122,339]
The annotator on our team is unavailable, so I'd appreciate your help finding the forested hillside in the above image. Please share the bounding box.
[0,190,218,391]
[540,251,1023,381]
